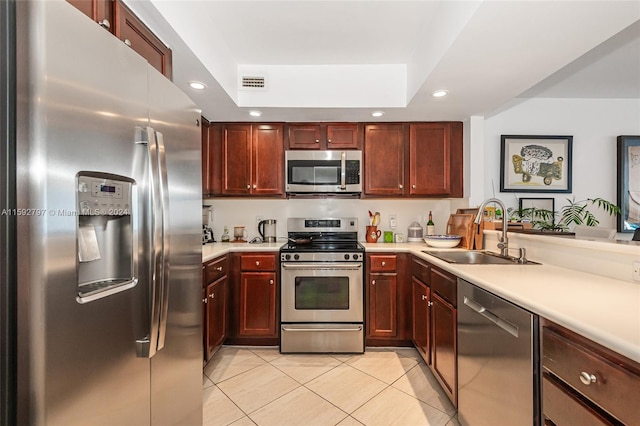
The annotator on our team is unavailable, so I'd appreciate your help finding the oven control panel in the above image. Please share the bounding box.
[281,252,363,262]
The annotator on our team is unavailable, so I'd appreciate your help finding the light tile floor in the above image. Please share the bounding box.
[203,346,461,426]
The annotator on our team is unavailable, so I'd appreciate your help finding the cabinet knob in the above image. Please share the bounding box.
[372,280,376,286]
[202,297,207,304]
[247,184,251,189]
[428,301,433,307]
[124,38,132,47]
[216,266,223,272]
[255,261,260,266]
[421,295,427,301]
[381,261,386,266]
[98,19,111,29]
[253,184,257,189]
[412,184,416,189]
[315,139,320,143]
[209,293,215,299]
[327,139,332,143]
[399,184,403,189]
[579,372,597,385]
[269,279,274,285]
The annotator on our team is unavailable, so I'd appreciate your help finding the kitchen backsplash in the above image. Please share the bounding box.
[204,198,469,242]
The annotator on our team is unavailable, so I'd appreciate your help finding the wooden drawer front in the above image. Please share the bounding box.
[205,256,228,284]
[543,373,613,426]
[411,257,430,284]
[543,328,640,425]
[241,254,276,271]
[431,267,456,307]
[369,255,397,272]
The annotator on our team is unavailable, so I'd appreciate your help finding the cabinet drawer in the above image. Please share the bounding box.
[369,255,397,272]
[542,327,640,425]
[543,373,613,425]
[241,254,277,271]
[204,255,228,284]
[431,267,456,307]
[411,257,430,284]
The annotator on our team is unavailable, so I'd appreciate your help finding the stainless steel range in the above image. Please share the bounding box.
[280,218,365,353]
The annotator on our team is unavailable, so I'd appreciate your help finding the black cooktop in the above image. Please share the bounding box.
[280,241,364,253]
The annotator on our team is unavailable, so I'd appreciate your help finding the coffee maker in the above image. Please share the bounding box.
[202,206,215,244]
[258,219,277,243]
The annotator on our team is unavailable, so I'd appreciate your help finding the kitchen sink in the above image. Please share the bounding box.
[422,250,540,265]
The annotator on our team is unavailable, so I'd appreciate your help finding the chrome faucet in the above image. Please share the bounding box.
[474,198,510,258]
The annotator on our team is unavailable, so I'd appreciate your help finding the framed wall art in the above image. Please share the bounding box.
[500,135,572,193]
[617,135,640,232]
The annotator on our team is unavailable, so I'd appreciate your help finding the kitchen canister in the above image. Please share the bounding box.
[407,222,424,242]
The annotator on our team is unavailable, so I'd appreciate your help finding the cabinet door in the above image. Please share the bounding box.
[368,273,397,337]
[239,272,277,337]
[114,1,172,79]
[431,292,457,405]
[364,124,405,195]
[252,124,284,195]
[327,124,359,149]
[409,123,450,195]
[222,124,252,195]
[205,278,227,360]
[412,278,430,363]
[287,124,321,149]
[201,119,211,196]
[66,0,113,30]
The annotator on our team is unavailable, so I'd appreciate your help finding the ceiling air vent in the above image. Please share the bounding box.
[241,75,266,90]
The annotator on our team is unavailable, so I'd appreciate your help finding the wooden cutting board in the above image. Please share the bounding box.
[446,213,475,249]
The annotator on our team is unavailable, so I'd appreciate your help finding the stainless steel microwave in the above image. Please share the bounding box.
[285,150,362,194]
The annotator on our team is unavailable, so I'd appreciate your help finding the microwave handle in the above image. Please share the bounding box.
[340,151,346,190]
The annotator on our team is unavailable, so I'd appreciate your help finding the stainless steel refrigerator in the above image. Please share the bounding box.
[1,1,203,424]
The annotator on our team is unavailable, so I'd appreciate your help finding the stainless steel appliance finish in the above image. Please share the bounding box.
[285,150,362,194]
[457,279,540,426]
[258,219,277,243]
[280,218,364,353]
[9,2,202,424]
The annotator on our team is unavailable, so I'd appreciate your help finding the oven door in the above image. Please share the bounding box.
[281,262,363,323]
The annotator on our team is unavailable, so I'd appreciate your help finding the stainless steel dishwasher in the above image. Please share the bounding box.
[457,279,540,426]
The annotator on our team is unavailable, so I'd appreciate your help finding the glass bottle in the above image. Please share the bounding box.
[427,211,435,235]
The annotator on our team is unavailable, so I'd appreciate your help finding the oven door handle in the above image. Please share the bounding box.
[281,326,363,332]
[282,263,362,270]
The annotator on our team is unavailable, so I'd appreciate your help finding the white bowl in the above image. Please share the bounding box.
[423,235,462,248]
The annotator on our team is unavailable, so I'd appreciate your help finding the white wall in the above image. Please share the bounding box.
[205,198,465,243]
[480,98,640,233]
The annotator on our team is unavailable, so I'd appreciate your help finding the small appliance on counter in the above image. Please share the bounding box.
[203,225,215,244]
[407,221,424,242]
[258,219,277,243]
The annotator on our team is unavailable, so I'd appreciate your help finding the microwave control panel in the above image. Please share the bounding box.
[345,160,360,184]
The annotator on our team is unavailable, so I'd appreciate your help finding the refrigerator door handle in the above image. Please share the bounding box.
[154,130,170,352]
[135,126,167,358]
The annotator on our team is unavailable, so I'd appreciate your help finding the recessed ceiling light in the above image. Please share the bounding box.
[432,89,448,98]
[189,81,206,90]
[249,110,262,117]
[371,111,385,117]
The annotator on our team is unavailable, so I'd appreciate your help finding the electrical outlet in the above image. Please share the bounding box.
[389,214,397,229]
[633,261,640,282]
[256,215,264,230]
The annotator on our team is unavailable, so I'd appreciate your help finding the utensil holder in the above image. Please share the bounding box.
[366,226,381,243]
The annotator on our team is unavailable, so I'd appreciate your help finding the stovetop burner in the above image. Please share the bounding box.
[280,241,364,253]
[281,217,363,257]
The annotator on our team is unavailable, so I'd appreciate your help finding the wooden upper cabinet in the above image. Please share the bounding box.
[221,123,284,197]
[286,123,360,150]
[364,124,405,196]
[252,124,284,195]
[114,1,173,79]
[409,123,450,196]
[66,0,113,30]
[222,124,252,195]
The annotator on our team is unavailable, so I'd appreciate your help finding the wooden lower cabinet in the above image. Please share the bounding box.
[227,252,279,345]
[431,292,457,403]
[366,253,411,346]
[412,277,430,363]
[202,255,228,362]
[541,319,640,425]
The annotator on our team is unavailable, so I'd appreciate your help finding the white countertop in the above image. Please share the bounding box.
[202,239,640,363]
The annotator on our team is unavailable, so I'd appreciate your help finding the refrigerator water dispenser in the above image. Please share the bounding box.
[76,173,137,302]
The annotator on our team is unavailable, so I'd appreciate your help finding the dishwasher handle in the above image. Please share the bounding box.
[463,296,519,338]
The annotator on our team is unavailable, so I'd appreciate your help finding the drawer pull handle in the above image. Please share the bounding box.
[216,266,223,271]
[579,372,597,385]
[381,261,386,266]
